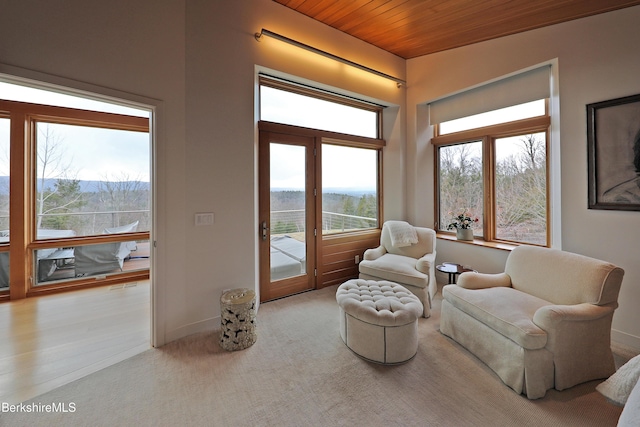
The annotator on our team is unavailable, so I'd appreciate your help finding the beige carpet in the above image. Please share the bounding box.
[3,285,628,427]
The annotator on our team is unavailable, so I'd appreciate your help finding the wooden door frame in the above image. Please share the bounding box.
[258,130,317,302]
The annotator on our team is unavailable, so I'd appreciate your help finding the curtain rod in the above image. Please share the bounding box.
[255,29,405,88]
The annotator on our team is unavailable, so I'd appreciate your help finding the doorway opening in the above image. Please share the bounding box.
[0,79,152,299]
[0,76,153,402]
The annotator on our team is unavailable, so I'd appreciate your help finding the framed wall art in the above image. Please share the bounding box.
[587,93,640,211]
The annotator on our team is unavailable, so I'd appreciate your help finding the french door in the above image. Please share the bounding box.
[259,131,316,302]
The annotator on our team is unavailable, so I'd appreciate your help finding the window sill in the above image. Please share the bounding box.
[436,233,517,252]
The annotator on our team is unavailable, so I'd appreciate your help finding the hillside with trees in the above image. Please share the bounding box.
[438,133,546,245]
[270,189,377,234]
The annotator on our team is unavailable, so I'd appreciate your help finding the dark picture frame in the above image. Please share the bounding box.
[587,94,640,210]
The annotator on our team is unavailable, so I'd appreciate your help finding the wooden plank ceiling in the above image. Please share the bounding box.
[274,0,640,59]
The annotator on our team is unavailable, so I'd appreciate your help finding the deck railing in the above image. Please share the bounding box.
[1,209,374,238]
[37,210,151,236]
[0,210,150,237]
[270,209,377,235]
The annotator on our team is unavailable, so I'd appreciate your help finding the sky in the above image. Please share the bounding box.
[269,142,377,190]
[261,86,377,139]
[437,99,547,163]
[262,88,546,192]
[262,86,378,191]
[0,81,150,182]
[2,82,543,187]
[439,99,545,134]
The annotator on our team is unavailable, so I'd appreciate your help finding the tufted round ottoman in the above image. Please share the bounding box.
[336,279,423,364]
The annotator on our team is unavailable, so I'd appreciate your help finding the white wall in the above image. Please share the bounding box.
[0,0,406,345]
[181,0,405,342]
[407,7,640,349]
[0,0,188,345]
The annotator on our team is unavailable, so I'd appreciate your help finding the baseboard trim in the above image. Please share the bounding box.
[165,316,220,344]
[612,329,640,353]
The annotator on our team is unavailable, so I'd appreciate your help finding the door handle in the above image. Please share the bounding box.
[261,221,269,241]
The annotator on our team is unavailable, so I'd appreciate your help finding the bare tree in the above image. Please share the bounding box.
[438,142,483,228]
[518,133,545,170]
[97,171,149,229]
[495,133,546,244]
[438,135,546,244]
[36,125,81,229]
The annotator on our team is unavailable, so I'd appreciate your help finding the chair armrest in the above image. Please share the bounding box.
[416,252,436,274]
[533,303,615,327]
[456,272,511,289]
[363,245,386,261]
[533,303,617,390]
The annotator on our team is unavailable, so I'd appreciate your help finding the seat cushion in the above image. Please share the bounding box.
[336,279,423,326]
[358,254,429,288]
[336,280,422,364]
[443,285,551,349]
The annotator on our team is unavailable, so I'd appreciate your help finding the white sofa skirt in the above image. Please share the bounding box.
[440,299,554,399]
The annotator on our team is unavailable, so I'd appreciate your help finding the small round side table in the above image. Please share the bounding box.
[436,262,475,284]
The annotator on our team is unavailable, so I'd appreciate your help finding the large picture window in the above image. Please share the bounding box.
[35,122,150,237]
[0,83,151,300]
[433,101,550,246]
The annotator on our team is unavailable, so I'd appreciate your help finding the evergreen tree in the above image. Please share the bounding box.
[40,179,86,230]
[341,195,356,215]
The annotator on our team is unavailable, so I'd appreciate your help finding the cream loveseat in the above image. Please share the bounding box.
[358,221,437,318]
[440,245,624,399]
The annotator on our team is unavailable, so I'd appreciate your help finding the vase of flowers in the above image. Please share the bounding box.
[455,228,474,241]
[447,212,478,241]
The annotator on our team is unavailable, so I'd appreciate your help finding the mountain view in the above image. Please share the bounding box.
[270,188,377,234]
[0,176,150,195]
[0,176,150,235]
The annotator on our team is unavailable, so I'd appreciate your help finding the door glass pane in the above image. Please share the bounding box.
[322,144,378,234]
[34,239,150,285]
[0,117,9,290]
[35,122,150,238]
[438,142,484,235]
[270,143,306,281]
[495,133,547,245]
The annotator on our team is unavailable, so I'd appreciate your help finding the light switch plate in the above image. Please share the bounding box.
[195,212,214,226]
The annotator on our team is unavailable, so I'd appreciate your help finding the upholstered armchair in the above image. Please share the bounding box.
[440,245,624,399]
[358,221,437,317]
